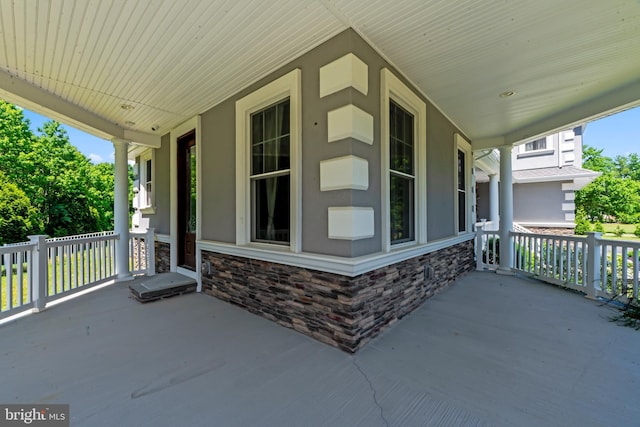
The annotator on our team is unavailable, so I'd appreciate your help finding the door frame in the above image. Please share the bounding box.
[170,116,202,290]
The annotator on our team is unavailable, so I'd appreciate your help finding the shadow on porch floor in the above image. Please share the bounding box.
[1,271,638,426]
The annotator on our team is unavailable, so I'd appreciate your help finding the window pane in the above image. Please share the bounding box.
[389,101,413,175]
[278,135,290,170]
[263,139,279,173]
[525,138,546,151]
[251,99,290,176]
[264,105,277,140]
[390,174,414,244]
[458,150,465,190]
[253,175,290,243]
[145,159,152,184]
[251,112,263,146]
[278,101,290,136]
[252,142,263,176]
[458,191,466,232]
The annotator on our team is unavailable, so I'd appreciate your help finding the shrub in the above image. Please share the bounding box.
[635,224,640,238]
[614,225,624,237]
[574,209,592,235]
[593,222,604,233]
[483,237,500,264]
[0,173,42,244]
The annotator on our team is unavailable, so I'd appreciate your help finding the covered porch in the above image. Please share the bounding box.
[2,271,638,426]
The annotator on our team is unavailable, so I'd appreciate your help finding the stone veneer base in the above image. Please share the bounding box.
[155,241,171,274]
[201,240,474,353]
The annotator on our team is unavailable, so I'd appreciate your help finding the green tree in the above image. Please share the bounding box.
[88,162,116,231]
[582,145,614,173]
[0,172,42,244]
[0,99,123,238]
[578,145,640,224]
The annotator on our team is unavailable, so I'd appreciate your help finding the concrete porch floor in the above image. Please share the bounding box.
[1,271,639,426]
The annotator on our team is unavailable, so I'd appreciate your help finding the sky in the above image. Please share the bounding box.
[582,106,640,158]
[19,104,640,163]
[21,109,113,164]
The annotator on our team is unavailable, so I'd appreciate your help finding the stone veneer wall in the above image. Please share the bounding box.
[201,239,474,352]
[527,227,575,236]
[155,241,171,274]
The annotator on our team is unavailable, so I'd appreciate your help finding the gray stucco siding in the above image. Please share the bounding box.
[513,181,568,225]
[153,28,467,258]
[144,133,171,235]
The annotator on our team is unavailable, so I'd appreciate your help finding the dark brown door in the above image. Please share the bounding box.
[177,131,196,270]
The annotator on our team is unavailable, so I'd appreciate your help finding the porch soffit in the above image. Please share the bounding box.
[0,0,639,149]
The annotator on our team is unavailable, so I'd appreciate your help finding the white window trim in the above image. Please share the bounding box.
[454,134,473,235]
[235,69,302,253]
[522,136,549,153]
[380,68,427,252]
[138,149,155,214]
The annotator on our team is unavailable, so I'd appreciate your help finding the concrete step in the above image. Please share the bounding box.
[129,272,197,303]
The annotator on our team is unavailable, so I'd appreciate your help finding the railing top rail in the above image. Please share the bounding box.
[1,240,33,248]
[510,231,587,242]
[0,242,36,255]
[46,230,115,243]
[599,238,640,249]
[46,231,119,248]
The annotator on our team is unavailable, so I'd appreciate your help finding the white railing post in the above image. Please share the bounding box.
[585,232,602,299]
[476,223,485,271]
[146,228,156,276]
[28,235,48,312]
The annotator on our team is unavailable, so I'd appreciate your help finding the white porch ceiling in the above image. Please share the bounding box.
[0,0,639,148]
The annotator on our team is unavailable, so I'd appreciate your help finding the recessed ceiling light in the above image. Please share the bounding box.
[125,121,136,126]
[499,91,515,98]
[120,104,135,110]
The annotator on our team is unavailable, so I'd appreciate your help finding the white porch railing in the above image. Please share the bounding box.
[130,228,156,276]
[476,228,640,302]
[475,224,500,271]
[1,229,156,321]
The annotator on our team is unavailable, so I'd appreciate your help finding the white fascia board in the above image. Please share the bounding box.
[514,172,600,184]
[0,68,123,140]
[123,130,161,148]
[472,136,506,151]
[474,149,500,176]
[505,81,640,146]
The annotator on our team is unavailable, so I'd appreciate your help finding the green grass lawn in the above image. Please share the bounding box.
[598,223,640,242]
[1,252,118,312]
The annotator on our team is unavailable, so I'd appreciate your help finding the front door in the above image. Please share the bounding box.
[177,131,196,270]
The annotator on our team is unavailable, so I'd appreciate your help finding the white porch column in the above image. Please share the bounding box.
[113,138,132,281]
[497,145,514,274]
[488,173,499,223]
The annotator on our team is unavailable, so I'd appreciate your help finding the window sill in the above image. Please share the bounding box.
[517,149,554,159]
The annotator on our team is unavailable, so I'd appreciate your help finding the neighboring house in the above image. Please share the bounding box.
[129,30,476,352]
[476,125,600,233]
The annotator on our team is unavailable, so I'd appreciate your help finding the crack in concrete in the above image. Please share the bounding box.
[352,357,389,427]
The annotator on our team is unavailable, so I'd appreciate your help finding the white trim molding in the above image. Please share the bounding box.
[319,53,368,98]
[328,207,374,240]
[380,68,427,252]
[137,149,156,214]
[235,69,302,253]
[320,155,369,191]
[199,233,473,278]
[155,233,171,244]
[327,104,374,145]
